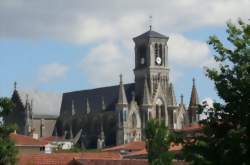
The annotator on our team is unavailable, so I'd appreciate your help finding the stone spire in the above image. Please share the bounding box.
[100,122,105,140]
[101,97,106,111]
[169,83,177,106]
[71,100,75,116]
[180,94,184,105]
[188,78,200,124]
[69,125,73,139]
[14,81,17,91]
[117,74,128,105]
[86,98,91,114]
[189,78,199,107]
[142,77,151,106]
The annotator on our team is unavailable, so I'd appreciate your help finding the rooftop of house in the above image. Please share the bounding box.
[176,123,203,132]
[102,141,145,152]
[18,152,122,165]
[10,133,48,147]
[72,159,148,165]
[103,141,183,155]
[40,136,65,142]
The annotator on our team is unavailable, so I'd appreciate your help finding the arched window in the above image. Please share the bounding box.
[161,105,165,122]
[156,105,160,119]
[123,111,127,122]
[156,99,165,121]
[159,44,163,59]
[132,113,137,128]
[120,111,123,122]
[155,43,158,57]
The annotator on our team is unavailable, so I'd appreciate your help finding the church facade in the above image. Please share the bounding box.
[57,29,200,148]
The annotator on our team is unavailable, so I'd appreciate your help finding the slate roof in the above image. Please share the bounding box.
[60,83,135,115]
[133,30,169,40]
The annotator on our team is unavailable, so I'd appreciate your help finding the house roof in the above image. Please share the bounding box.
[103,141,182,153]
[60,83,135,115]
[123,149,147,158]
[179,123,203,132]
[18,152,122,165]
[103,141,145,152]
[73,159,148,165]
[40,136,65,142]
[133,30,169,40]
[10,133,48,147]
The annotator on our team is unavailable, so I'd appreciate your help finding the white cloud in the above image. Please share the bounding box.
[80,42,133,87]
[37,63,69,83]
[168,33,211,67]
[0,0,249,43]
[18,89,62,115]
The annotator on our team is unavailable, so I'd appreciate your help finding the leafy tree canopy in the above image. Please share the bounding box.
[145,119,174,165]
[0,97,18,165]
[182,19,250,165]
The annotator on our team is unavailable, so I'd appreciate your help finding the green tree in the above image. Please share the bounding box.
[145,119,174,165]
[182,19,250,165]
[0,97,18,165]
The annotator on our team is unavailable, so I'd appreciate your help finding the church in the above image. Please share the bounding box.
[56,28,200,148]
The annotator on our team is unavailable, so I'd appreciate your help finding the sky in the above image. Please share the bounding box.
[0,0,249,115]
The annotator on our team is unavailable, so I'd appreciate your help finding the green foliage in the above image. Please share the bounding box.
[145,119,174,165]
[182,19,250,165]
[0,97,18,165]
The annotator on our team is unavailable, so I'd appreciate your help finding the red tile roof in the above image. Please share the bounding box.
[18,152,122,165]
[123,149,147,158]
[103,141,145,152]
[10,133,48,147]
[178,124,203,132]
[123,143,182,158]
[103,141,182,153]
[73,159,149,165]
[40,136,65,142]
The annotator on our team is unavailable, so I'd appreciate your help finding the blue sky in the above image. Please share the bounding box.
[0,0,249,107]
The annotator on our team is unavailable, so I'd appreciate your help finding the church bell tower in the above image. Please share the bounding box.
[133,28,170,102]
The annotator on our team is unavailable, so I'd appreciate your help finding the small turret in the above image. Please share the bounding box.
[97,122,105,149]
[86,98,91,114]
[71,100,76,116]
[142,77,152,106]
[168,83,177,106]
[101,97,106,111]
[116,74,129,145]
[117,74,128,105]
[188,78,200,124]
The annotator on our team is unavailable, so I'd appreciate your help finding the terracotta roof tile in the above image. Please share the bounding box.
[123,149,147,158]
[18,152,121,165]
[178,124,203,132]
[40,136,65,142]
[103,141,145,152]
[73,159,148,165]
[10,133,48,146]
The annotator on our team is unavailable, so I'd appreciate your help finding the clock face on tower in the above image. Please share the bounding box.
[156,57,162,65]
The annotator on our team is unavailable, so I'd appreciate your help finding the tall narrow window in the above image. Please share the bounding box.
[155,43,158,57]
[156,106,159,119]
[132,113,137,128]
[159,44,163,59]
[161,105,165,122]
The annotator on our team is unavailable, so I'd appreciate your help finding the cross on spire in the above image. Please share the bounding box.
[149,15,152,31]
[14,81,17,90]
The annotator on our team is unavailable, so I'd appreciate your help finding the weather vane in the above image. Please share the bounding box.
[149,15,152,30]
